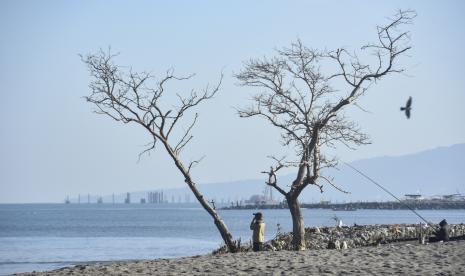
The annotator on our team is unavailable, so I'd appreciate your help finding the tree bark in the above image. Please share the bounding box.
[163,141,238,253]
[287,195,306,250]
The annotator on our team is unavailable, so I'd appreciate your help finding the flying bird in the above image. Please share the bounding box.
[400,96,412,119]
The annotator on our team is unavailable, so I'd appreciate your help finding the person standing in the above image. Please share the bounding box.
[250,212,265,251]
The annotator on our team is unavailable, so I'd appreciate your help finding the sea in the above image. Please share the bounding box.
[1,203,464,275]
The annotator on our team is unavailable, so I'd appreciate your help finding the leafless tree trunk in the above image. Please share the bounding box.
[287,195,305,249]
[236,10,416,250]
[82,52,238,252]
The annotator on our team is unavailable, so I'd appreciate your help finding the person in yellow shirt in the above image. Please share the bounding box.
[250,212,265,251]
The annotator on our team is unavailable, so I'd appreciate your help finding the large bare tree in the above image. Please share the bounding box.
[82,51,238,252]
[236,10,416,250]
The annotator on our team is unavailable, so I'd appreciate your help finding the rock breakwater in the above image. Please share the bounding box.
[214,223,465,254]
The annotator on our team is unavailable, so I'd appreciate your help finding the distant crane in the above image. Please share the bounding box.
[263,185,273,202]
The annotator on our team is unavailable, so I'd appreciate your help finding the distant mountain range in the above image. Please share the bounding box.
[83,144,465,204]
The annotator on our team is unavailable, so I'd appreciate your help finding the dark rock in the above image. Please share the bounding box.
[213,223,465,254]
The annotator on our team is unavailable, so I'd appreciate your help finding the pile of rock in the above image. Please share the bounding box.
[213,223,465,254]
[270,223,465,251]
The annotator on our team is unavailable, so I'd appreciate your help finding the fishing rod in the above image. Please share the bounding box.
[344,162,432,226]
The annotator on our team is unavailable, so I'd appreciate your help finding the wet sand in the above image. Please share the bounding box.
[16,240,464,275]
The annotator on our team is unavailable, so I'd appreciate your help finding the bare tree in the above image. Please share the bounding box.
[82,51,238,252]
[236,10,416,250]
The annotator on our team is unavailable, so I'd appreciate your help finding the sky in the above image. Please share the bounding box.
[1,0,464,203]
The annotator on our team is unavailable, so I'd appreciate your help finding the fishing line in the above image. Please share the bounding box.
[344,162,431,225]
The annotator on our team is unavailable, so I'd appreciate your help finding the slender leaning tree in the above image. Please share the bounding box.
[236,10,415,250]
[82,51,238,252]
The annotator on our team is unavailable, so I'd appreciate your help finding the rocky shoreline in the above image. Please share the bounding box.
[214,223,465,253]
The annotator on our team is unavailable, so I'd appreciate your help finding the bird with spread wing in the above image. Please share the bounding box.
[400,96,412,119]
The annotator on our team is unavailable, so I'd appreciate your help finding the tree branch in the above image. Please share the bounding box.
[237,9,414,200]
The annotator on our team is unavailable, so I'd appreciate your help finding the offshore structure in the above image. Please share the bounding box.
[244,185,279,206]
[63,189,198,204]
[147,191,165,203]
[124,192,131,204]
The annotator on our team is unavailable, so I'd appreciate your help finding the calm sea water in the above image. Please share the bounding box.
[1,203,464,275]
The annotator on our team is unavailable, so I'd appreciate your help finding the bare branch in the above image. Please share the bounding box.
[236,9,414,251]
[83,50,239,253]
[319,175,350,194]
[166,74,222,138]
[188,155,205,173]
[353,102,373,113]
[261,156,289,196]
[137,140,156,163]
[174,113,199,155]
[237,9,414,200]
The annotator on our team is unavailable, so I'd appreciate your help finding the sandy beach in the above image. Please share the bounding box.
[16,240,464,276]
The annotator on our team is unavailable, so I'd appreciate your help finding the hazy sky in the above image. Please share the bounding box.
[1,0,464,203]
